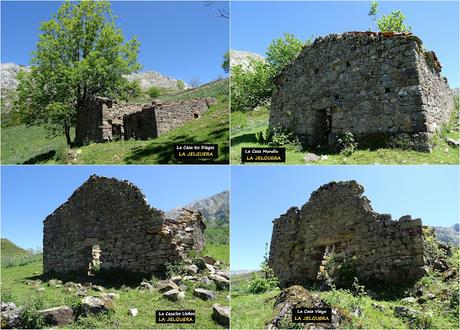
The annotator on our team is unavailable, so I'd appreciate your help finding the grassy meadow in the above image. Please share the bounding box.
[230,250,460,329]
[1,79,229,164]
[230,99,460,164]
[1,233,229,329]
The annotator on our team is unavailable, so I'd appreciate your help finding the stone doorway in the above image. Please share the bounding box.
[314,108,333,146]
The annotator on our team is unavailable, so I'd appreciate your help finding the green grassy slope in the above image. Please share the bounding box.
[1,238,29,256]
[230,252,459,329]
[230,99,460,164]
[1,80,229,164]
[1,241,229,329]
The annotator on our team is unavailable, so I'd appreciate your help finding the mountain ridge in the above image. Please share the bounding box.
[165,190,229,226]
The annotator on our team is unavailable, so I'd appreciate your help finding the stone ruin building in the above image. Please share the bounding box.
[269,180,428,288]
[43,175,206,274]
[269,32,454,151]
[75,97,216,144]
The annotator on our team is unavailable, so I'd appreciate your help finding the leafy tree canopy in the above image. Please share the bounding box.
[16,0,141,145]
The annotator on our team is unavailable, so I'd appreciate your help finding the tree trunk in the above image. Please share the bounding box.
[64,124,71,146]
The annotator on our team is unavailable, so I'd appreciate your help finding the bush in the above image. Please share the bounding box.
[377,10,411,32]
[164,261,187,278]
[268,126,302,151]
[231,33,308,113]
[176,80,185,90]
[337,132,358,155]
[147,86,161,99]
[231,60,273,112]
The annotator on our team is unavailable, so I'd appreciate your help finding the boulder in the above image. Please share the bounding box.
[446,137,460,147]
[155,280,179,293]
[216,271,230,280]
[139,281,154,291]
[170,276,183,285]
[92,285,105,292]
[210,274,230,290]
[81,296,114,315]
[401,297,417,303]
[304,153,321,162]
[193,288,216,301]
[38,306,74,326]
[1,302,22,329]
[205,264,216,274]
[163,289,185,301]
[203,256,217,265]
[48,279,63,287]
[185,264,199,274]
[266,285,344,329]
[212,304,230,327]
[102,292,120,301]
[394,306,419,319]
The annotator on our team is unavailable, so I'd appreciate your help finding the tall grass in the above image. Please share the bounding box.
[2,254,43,268]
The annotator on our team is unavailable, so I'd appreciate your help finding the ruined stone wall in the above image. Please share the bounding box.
[269,181,426,288]
[43,175,206,274]
[153,98,216,136]
[269,32,453,150]
[76,97,215,143]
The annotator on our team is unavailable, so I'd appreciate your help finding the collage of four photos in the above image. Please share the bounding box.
[1,0,459,329]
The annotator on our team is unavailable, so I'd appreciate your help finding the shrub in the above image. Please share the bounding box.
[268,126,302,151]
[231,60,273,112]
[176,80,185,90]
[377,10,411,32]
[164,261,187,278]
[245,275,278,294]
[337,132,358,155]
[147,86,161,99]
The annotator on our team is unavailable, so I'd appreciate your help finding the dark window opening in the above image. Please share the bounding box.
[193,113,199,119]
[334,95,340,101]
[346,61,351,67]
[314,68,319,74]
[385,87,391,94]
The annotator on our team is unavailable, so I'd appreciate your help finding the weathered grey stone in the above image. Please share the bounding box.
[269,180,430,288]
[139,282,154,291]
[38,306,74,326]
[92,285,105,292]
[43,175,206,275]
[185,264,199,274]
[401,297,417,303]
[303,153,321,162]
[81,296,114,315]
[446,137,460,147]
[209,274,230,290]
[394,306,419,318]
[270,32,454,152]
[163,289,185,301]
[155,280,179,293]
[202,256,217,265]
[76,97,216,144]
[1,302,22,329]
[193,288,216,300]
[266,285,344,329]
[212,304,230,327]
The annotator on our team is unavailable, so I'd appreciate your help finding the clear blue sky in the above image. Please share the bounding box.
[1,0,229,84]
[231,1,459,88]
[1,165,229,251]
[231,165,459,271]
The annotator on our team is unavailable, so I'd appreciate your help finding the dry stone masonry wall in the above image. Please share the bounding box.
[43,175,206,274]
[269,32,454,151]
[269,181,427,288]
[75,97,216,144]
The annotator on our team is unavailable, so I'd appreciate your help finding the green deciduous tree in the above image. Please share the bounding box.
[222,51,230,74]
[377,10,411,33]
[15,0,141,145]
[266,33,305,75]
[231,33,307,112]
